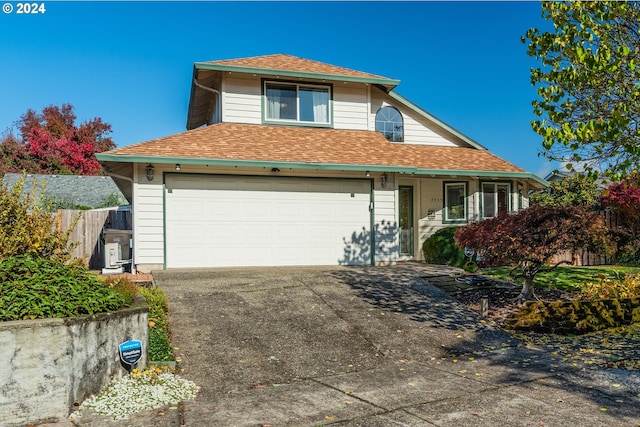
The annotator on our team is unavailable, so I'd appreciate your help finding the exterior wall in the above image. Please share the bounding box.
[333,85,369,130]
[0,297,148,426]
[218,74,466,150]
[373,175,398,265]
[132,163,533,270]
[222,74,262,125]
[221,73,373,129]
[132,164,398,271]
[133,163,165,271]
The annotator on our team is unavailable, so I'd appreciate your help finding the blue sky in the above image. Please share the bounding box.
[0,1,555,177]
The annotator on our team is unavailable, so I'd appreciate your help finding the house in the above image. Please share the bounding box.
[96,54,547,272]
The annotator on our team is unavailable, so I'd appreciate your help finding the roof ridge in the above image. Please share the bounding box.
[203,53,391,80]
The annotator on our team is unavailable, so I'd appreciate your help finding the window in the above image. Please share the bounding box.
[444,182,467,222]
[482,182,511,218]
[375,106,404,142]
[264,82,330,124]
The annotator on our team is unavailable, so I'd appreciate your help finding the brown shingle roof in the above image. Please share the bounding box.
[204,54,391,81]
[103,123,524,173]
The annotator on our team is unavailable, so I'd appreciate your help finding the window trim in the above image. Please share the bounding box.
[375,105,404,142]
[480,181,512,218]
[262,79,333,127]
[442,181,468,224]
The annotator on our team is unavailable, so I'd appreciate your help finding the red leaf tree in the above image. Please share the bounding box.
[455,205,611,301]
[0,104,115,175]
[601,175,640,261]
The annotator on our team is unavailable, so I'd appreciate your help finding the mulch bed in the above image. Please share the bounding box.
[438,275,640,371]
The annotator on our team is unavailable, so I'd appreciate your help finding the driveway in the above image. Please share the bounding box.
[49,264,640,426]
[148,264,640,426]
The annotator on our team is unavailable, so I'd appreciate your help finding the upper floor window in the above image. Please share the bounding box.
[264,82,330,124]
[376,106,404,142]
[482,182,511,218]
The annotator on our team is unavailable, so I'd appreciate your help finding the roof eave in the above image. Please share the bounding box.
[411,168,548,188]
[194,62,400,88]
[96,153,548,187]
[96,153,415,173]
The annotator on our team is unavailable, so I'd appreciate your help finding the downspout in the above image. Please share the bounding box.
[193,78,221,124]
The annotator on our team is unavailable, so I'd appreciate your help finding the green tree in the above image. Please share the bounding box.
[530,172,600,207]
[524,1,640,179]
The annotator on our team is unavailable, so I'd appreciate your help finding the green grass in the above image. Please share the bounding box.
[481,265,640,291]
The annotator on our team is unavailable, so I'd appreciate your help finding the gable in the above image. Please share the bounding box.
[369,87,482,149]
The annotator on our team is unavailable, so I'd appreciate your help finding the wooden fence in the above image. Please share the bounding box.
[549,209,617,267]
[56,208,111,269]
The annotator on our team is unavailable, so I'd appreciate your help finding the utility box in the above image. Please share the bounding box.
[104,242,122,269]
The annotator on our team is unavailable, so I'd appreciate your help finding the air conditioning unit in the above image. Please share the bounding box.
[104,242,122,269]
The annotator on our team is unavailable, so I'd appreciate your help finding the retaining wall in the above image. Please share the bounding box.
[0,296,148,426]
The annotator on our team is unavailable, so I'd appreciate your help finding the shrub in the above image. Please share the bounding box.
[0,173,76,261]
[578,272,640,300]
[138,286,174,361]
[505,298,640,334]
[0,254,125,321]
[104,276,139,306]
[422,227,466,267]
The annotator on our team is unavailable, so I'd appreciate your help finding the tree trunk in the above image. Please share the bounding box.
[516,276,536,301]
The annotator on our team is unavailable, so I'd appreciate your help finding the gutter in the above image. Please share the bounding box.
[193,77,221,125]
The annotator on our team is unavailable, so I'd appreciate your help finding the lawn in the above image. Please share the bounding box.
[480,265,640,291]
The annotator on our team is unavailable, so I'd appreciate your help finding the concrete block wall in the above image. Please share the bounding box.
[0,296,148,426]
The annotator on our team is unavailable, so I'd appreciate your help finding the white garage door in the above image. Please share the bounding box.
[165,174,372,268]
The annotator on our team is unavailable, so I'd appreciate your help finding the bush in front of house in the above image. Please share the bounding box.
[0,173,76,261]
[422,227,466,267]
[578,272,640,300]
[0,254,126,321]
[504,298,640,334]
[0,174,129,321]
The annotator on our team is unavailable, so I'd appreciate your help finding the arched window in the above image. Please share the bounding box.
[375,106,404,142]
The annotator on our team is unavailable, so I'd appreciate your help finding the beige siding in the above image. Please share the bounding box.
[373,183,397,265]
[133,164,167,268]
[218,74,472,145]
[333,85,369,130]
[221,75,374,129]
[222,75,262,124]
[415,178,478,257]
[370,89,465,147]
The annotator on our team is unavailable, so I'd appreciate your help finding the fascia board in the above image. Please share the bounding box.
[96,153,416,174]
[388,91,487,150]
[97,154,548,186]
[411,168,549,187]
[194,62,400,88]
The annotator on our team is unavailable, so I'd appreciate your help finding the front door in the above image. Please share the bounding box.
[399,186,414,256]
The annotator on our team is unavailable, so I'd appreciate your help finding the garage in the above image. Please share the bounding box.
[164,174,373,268]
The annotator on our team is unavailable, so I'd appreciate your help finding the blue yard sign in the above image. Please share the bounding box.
[119,340,142,366]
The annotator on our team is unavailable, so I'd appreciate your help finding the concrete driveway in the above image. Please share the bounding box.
[147,264,640,427]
